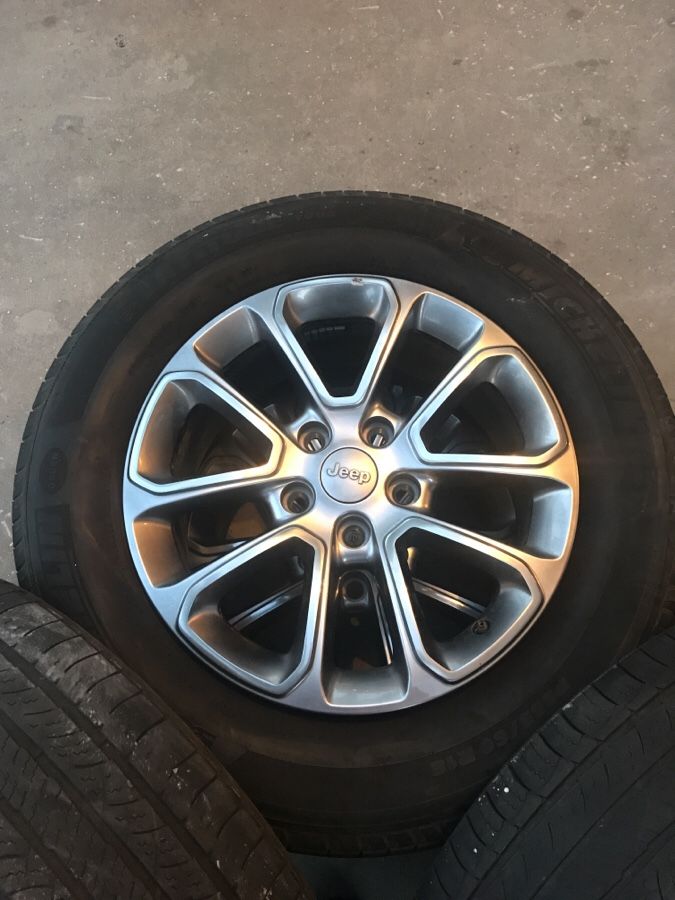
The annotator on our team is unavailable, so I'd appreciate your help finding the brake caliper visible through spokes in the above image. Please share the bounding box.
[123,276,578,713]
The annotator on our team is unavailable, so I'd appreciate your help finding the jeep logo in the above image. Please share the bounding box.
[325,461,372,485]
[320,447,377,502]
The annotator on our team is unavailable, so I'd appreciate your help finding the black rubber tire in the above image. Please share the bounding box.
[12,192,675,857]
[0,580,311,900]
[419,624,675,900]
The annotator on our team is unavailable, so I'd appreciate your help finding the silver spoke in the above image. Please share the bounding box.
[401,443,577,562]
[380,514,547,682]
[271,276,401,408]
[173,334,333,447]
[405,329,511,432]
[149,348,288,445]
[265,531,332,705]
[377,527,470,692]
[125,469,288,519]
[137,528,272,624]
[355,280,424,411]
[176,525,327,696]
[255,309,327,412]
[397,513,552,598]
[360,281,496,418]
[125,364,289,522]
[407,441,578,488]
[407,342,566,467]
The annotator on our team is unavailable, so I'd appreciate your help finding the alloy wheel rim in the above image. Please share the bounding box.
[123,276,579,714]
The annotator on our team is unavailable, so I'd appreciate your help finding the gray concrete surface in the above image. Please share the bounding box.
[1,1,674,582]
[0,2,673,896]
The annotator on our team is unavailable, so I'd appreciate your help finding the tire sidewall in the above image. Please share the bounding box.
[19,195,671,837]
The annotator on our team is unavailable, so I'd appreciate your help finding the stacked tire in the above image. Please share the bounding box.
[0,581,311,899]
[421,626,675,899]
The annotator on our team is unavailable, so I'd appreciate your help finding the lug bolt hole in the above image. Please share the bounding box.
[338,517,370,549]
[339,573,371,612]
[299,422,330,453]
[343,578,367,601]
[363,417,394,449]
[388,474,421,507]
[281,482,314,515]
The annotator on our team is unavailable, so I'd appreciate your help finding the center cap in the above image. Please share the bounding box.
[320,447,378,503]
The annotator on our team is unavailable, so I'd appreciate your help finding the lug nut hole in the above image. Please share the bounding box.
[343,577,367,602]
[339,573,371,612]
[299,422,330,453]
[388,474,421,507]
[281,482,314,515]
[363,417,394,449]
[338,517,370,549]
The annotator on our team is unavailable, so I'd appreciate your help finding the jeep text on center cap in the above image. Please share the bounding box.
[320,447,378,503]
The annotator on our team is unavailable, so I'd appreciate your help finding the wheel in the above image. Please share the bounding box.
[419,625,675,900]
[0,580,311,900]
[12,192,675,855]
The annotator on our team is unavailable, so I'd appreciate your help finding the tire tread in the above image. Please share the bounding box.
[421,627,675,899]
[0,583,310,899]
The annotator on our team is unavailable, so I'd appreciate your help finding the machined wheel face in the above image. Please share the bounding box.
[123,275,579,714]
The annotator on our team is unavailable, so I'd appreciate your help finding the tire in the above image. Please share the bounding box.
[419,625,675,900]
[12,192,675,856]
[0,580,311,900]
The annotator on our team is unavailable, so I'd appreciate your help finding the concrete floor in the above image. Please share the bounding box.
[0,1,673,896]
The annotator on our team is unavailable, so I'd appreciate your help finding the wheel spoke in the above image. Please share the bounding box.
[125,468,289,519]
[394,513,551,598]
[151,349,288,445]
[359,281,499,421]
[407,342,567,465]
[135,526,285,624]
[376,527,463,691]
[125,363,288,519]
[407,441,578,489]
[244,308,329,412]
[270,276,402,408]
[404,326,506,426]
[173,525,329,696]
[377,513,549,682]
[354,280,427,411]
[280,541,334,707]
